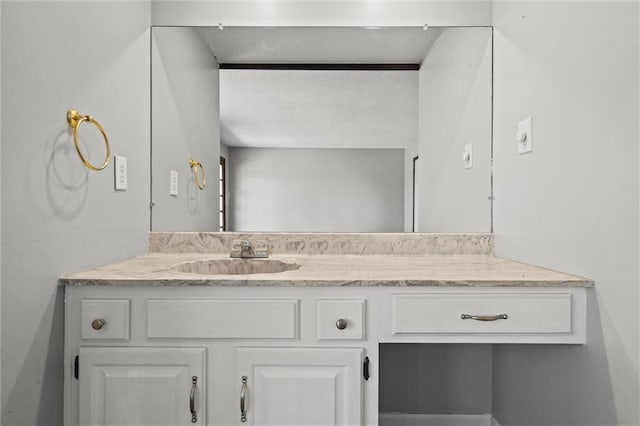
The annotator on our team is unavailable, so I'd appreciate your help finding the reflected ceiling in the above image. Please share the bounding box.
[195,26,442,64]
[195,27,442,149]
[220,69,418,149]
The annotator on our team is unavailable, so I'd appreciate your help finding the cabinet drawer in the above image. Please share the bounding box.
[316,299,365,340]
[147,298,299,339]
[81,299,131,340]
[391,293,572,335]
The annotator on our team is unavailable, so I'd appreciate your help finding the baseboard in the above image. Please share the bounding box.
[379,413,501,426]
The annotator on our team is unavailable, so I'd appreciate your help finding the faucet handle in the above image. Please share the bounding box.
[253,240,268,257]
[231,239,243,257]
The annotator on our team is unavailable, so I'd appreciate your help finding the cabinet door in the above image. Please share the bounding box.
[78,347,206,426]
[236,347,362,426]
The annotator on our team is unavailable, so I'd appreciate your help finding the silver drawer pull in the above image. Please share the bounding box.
[91,319,105,330]
[461,314,508,321]
[336,319,348,330]
[190,376,197,423]
[240,376,247,423]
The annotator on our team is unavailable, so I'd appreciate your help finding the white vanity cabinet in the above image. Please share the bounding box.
[64,286,378,426]
[64,284,587,426]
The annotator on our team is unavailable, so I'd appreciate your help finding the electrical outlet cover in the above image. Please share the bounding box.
[114,156,127,191]
[170,170,179,196]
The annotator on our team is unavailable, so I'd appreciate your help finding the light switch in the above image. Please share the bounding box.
[114,156,127,191]
[463,143,473,169]
[517,117,533,154]
[169,170,178,196]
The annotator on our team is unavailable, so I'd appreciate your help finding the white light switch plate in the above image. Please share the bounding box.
[114,156,127,191]
[518,117,533,154]
[463,143,473,169]
[169,170,178,196]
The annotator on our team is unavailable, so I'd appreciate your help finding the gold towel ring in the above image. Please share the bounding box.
[66,109,111,171]
[189,159,206,190]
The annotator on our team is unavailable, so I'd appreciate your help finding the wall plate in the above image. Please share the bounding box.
[517,117,533,154]
[169,170,178,196]
[114,156,127,191]
[463,143,473,169]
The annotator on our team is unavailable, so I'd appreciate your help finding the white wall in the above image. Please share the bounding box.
[220,143,229,162]
[227,147,404,232]
[417,27,492,232]
[152,27,220,231]
[380,344,492,415]
[491,2,639,425]
[1,2,151,424]
[151,0,492,27]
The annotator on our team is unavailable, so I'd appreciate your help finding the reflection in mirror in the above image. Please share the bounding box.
[151,26,492,233]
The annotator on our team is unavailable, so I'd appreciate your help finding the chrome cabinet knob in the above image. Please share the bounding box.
[91,319,106,330]
[336,319,348,330]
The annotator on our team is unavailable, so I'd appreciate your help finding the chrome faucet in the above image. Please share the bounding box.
[231,239,268,258]
[240,240,253,257]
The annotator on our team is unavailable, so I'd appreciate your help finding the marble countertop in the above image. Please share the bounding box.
[60,253,593,288]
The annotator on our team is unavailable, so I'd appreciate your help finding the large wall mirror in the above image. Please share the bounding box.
[151,26,492,233]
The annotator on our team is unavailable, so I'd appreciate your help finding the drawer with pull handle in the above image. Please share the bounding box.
[390,292,573,335]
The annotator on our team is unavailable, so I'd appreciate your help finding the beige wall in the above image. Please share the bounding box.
[1,1,151,424]
[491,2,639,425]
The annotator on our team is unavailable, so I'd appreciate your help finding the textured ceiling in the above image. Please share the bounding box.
[220,69,418,149]
[198,27,439,149]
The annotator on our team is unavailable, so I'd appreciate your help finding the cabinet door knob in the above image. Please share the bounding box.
[91,319,106,330]
[336,319,348,330]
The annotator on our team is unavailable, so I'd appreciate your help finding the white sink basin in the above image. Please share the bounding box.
[175,259,301,275]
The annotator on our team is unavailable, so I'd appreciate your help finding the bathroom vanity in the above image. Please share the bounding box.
[62,233,592,426]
